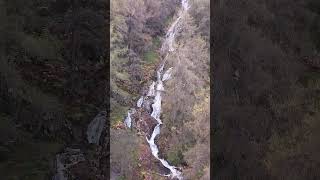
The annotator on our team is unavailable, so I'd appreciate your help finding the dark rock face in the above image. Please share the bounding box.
[69,161,95,180]
[87,111,107,145]
[53,148,85,180]
[302,55,320,69]
[142,97,153,113]
[132,109,157,138]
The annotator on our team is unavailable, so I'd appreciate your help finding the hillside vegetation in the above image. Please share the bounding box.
[213,0,320,179]
[0,0,106,179]
[110,0,210,179]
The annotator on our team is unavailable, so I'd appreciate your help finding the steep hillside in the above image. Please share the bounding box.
[213,0,320,179]
[110,0,210,179]
[0,0,107,179]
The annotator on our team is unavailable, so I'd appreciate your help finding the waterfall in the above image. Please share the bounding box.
[162,67,173,81]
[124,0,190,179]
[137,96,144,108]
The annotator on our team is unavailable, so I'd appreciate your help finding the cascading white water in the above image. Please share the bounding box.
[162,67,173,81]
[161,16,181,52]
[156,81,165,92]
[124,108,136,128]
[146,65,182,179]
[151,90,163,124]
[146,0,189,179]
[137,96,144,107]
[124,0,189,179]
[182,0,190,11]
[147,81,156,97]
[124,111,132,128]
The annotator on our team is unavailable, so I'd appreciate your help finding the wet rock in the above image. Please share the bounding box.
[132,109,157,138]
[69,161,95,180]
[53,148,85,180]
[87,111,107,144]
[142,97,153,113]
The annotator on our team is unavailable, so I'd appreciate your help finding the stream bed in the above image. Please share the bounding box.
[124,0,190,179]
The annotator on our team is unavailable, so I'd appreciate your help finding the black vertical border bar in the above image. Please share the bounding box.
[0,0,4,62]
[99,0,110,177]
[104,0,111,178]
[210,0,216,179]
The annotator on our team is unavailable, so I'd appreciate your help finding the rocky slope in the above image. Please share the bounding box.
[110,0,210,179]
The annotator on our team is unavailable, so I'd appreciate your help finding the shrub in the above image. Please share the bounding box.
[166,148,185,166]
[143,51,158,64]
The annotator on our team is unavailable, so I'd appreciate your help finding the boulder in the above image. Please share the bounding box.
[132,109,157,138]
[86,111,107,144]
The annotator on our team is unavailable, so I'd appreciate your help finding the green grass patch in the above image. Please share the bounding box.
[131,148,140,168]
[111,80,133,99]
[166,148,185,166]
[196,168,205,178]
[152,37,161,49]
[164,15,174,27]
[116,176,127,180]
[110,99,129,126]
[143,51,158,64]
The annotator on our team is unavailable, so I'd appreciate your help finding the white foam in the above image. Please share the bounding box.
[124,111,132,128]
[145,1,190,179]
[147,81,156,97]
[162,67,173,81]
[137,96,144,107]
